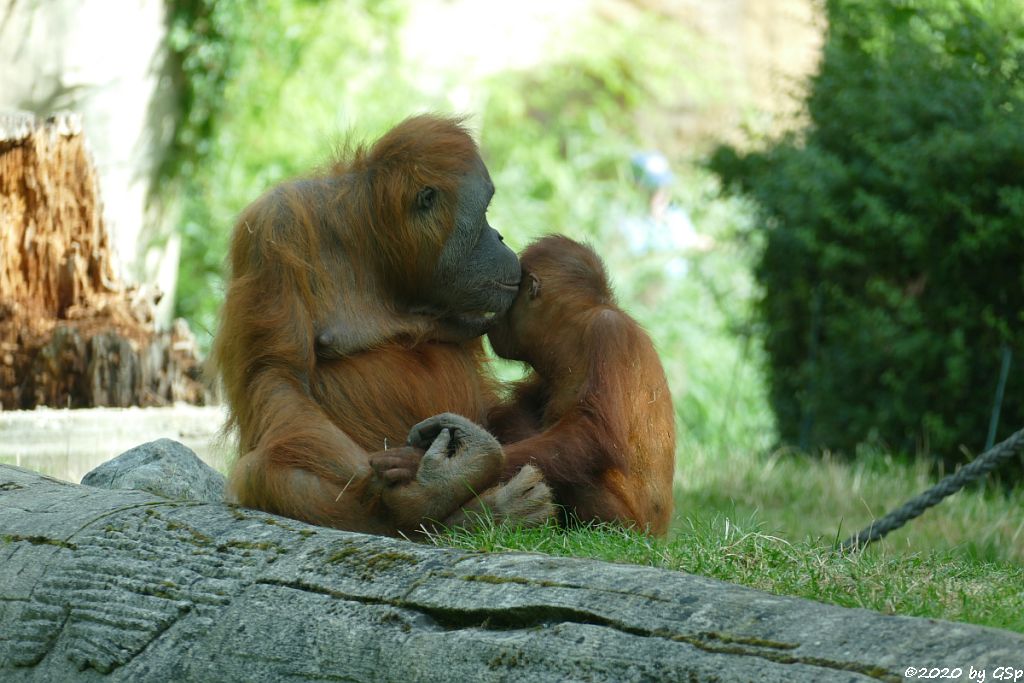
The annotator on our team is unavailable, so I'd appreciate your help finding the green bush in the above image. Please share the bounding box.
[711,0,1024,463]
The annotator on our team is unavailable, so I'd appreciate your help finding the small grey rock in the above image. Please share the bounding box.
[81,438,225,503]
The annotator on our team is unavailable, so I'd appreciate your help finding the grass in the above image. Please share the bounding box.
[678,440,1024,564]
[430,441,1024,634]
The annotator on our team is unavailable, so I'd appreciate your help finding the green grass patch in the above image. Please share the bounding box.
[676,441,1024,565]
[431,444,1024,634]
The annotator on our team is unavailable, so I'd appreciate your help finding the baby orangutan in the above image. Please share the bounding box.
[487,235,676,535]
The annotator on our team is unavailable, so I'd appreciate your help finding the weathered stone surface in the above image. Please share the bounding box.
[80,438,225,503]
[1,463,1020,682]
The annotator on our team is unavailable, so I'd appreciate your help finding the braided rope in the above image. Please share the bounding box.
[838,425,1024,554]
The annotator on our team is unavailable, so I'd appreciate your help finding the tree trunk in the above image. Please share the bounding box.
[0,111,205,409]
[1,464,1020,682]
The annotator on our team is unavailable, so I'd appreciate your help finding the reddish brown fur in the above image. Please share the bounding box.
[213,115,548,536]
[489,235,677,535]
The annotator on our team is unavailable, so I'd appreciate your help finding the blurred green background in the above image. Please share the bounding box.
[166,0,783,457]
[712,0,1024,466]
[164,0,1022,480]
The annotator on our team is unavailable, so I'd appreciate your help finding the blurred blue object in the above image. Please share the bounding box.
[631,151,674,189]
[622,150,712,277]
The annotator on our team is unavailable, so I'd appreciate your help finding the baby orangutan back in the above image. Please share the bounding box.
[488,235,676,535]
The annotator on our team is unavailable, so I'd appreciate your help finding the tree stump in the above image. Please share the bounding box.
[0,111,206,409]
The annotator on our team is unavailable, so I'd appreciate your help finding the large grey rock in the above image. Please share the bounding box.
[1,463,1020,682]
[81,438,225,503]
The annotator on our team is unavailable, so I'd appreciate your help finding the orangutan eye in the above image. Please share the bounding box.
[416,186,437,211]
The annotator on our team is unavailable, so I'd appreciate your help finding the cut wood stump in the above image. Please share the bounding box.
[0,111,206,409]
[1,461,1021,682]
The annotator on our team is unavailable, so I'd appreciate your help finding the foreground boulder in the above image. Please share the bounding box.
[80,437,225,503]
[1,461,1020,682]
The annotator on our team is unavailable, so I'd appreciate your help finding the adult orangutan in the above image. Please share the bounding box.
[212,115,554,537]
[482,235,676,535]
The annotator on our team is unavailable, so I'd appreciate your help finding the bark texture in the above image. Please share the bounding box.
[1,462,1021,682]
[0,111,205,409]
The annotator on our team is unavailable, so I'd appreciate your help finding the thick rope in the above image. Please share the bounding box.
[838,425,1024,554]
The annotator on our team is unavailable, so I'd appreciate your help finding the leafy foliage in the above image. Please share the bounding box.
[711,0,1024,462]
[167,0,416,340]
[163,0,240,182]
